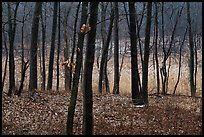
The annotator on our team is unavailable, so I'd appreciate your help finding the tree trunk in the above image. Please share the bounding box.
[40,3,47,91]
[136,3,146,65]
[104,58,110,93]
[136,3,146,93]
[83,2,99,135]
[70,2,81,90]
[173,27,188,94]
[16,4,28,96]
[160,2,184,95]
[7,2,19,96]
[47,2,58,90]
[63,4,72,91]
[194,33,198,95]
[128,2,140,103]
[153,2,160,94]
[100,2,110,93]
[2,26,8,92]
[29,2,42,93]
[119,42,127,81]
[15,6,29,96]
[113,2,120,94]
[66,2,88,135]
[98,8,114,94]
[142,2,152,105]
[187,2,195,97]
[17,60,29,96]
[160,2,166,95]
[56,2,61,91]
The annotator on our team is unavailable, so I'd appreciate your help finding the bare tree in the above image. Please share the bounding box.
[186,2,195,97]
[83,2,99,135]
[141,2,152,105]
[69,2,81,90]
[16,2,31,96]
[98,7,114,94]
[47,2,58,90]
[113,2,119,94]
[40,3,47,91]
[66,2,88,135]
[128,2,141,104]
[137,3,146,66]
[62,3,72,91]
[2,25,8,92]
[56,2,61,91]
[29,2,42,94]
[99,2,110,93]
[7,2,20,96]
[153,2,160,94]
[160,2,184,95]
[173,26,188,94]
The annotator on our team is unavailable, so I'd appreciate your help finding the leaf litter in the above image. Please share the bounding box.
[2,91,202,135]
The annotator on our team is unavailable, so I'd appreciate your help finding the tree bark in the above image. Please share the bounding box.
[47,2,58,90]
[66,2,88,135]
[142,2,152,105]
[128,2,140,103]
[113,2,120,94]
[2,26,8,92]
[16,3,29,96]
[160,2,184,95]
[173,27,188,94]
[99,2,110,93]
[187,2,195,97]
[17,60,29,96]
[63,4,72,91]
[40,3,47,91]
[56,2,61,91]
[29,2,42,93]
[70,2,81,90]
[98,8,114,94]
[7,2,19,96]
[153,2,160,94]
[83,2,99,135]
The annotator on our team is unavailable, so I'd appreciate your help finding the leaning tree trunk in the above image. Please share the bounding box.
[160,2,184,95]
[2,26,8,92]
[70,2,81,90]
[17,60,29,96]
[47,2,58,90]
[16,3,29,96]
[173,26,188,94]
[98,8,114,94]
[83,2,99,135]
[66,2,88,135]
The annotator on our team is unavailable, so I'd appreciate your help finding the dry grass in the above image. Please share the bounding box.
[92,53,202,97]
[2,49,202,97]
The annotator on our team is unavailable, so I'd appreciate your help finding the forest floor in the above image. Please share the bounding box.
[2,90,202,135]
